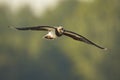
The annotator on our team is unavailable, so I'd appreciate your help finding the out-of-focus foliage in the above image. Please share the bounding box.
[0,0,120,80]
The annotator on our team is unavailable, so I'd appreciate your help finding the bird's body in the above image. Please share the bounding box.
[9,25,107,50]
[44,29,57,39]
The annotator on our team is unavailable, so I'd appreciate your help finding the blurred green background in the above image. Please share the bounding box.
[0,0,120,80]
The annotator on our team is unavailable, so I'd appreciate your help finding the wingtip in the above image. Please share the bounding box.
[8,26,15,29]
[103,48,108,51]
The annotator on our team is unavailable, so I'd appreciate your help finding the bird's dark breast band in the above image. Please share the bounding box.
[55,28,63,37]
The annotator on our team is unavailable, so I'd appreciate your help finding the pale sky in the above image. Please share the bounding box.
[0,0,60,16]
[0,0,94,16]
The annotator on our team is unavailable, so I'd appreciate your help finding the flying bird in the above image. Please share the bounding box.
[9,25,107,50]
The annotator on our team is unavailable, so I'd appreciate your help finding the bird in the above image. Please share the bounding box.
[9,25,107,50]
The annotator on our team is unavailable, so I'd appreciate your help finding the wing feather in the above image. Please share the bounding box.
[9,26,55,31]
[63,30,106,50]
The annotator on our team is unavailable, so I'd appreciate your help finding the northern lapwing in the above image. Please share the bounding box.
[9,25,107,50]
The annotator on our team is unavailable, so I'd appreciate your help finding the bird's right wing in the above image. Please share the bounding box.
[9,26,55,31]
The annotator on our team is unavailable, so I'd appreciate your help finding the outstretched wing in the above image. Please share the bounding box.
[9,26,55,31]
[63,30,107,50]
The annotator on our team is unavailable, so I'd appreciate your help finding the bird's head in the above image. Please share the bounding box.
[57,26,64,34]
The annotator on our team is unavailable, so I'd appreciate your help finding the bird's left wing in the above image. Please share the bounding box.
[9,26,55,31]
[63,30,107,50]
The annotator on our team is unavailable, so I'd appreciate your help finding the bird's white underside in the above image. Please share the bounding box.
[43,29,57,39]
